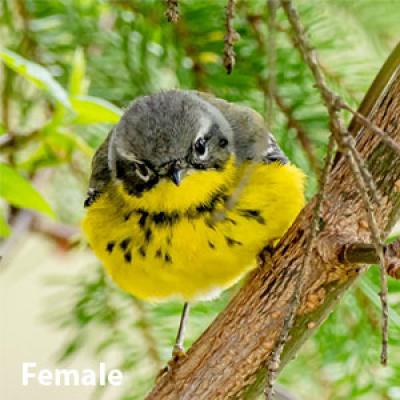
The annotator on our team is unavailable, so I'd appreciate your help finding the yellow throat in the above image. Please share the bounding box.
[82,157,305,302]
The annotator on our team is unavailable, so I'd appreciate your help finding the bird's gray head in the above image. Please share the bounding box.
[108,90,234,196]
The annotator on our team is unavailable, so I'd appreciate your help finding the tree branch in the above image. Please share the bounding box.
[280,0,390,366]
[145,52,400,400]
[340,239,400,280]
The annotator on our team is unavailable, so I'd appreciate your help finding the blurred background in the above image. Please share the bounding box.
[1,1,400,399]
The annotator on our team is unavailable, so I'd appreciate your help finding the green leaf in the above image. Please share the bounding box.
[71,95,122,124]
[69,48,87,97]
[0,48,71,108]
[0,163,55,218]
[0,213,11,237]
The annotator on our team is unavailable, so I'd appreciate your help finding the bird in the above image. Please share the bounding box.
[82,90,305,362]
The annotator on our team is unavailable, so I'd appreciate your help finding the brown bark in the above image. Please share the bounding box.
[145,66,400,399]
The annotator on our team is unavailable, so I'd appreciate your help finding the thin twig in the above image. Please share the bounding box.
[263,2,281,397]
[164,0,179,23]
[273,93,321,178]
[343,131,380,204]
[247,12,321,179]
[340,102,400,155]
[264,134,335,400]
[341,134,388,364]
[266,0,278,128]
[279,2,381,205]
[281,0,389,366]
[223,0,238,74]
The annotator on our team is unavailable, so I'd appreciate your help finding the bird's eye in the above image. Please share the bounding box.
[194,137,207,157]
[135,163,151,181]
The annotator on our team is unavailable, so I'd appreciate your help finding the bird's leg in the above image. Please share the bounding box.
[172,302,190,359]
[156,302,190,382]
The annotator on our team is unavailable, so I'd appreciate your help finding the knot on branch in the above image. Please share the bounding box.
[165,0,179,23]
[386,239,400,279]
[339,239,400,280]
[386,259,400,279]
[332,94,344,112]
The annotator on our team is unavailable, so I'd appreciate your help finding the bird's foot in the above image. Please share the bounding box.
[171,343,186,360]
[258,244,274,265]
[155,345,187,383]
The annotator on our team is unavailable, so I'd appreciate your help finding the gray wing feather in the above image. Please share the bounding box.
[262,134,288,164]
[84,130,113,207]
[195,91,288,164]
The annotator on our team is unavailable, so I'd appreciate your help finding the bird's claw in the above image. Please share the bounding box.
[258,244,274,265]
[172,344,186,360]
[155,345,187,384]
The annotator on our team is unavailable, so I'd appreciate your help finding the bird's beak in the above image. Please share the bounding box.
[169,166,184,186]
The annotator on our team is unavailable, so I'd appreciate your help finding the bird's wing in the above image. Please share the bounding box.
[262,134,288,165]
[84,129,113,207]
[194,91,288,164]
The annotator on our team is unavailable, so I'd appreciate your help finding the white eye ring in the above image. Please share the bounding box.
[194,137,208,160]
[198,146,208,161]
[135,163,150,182]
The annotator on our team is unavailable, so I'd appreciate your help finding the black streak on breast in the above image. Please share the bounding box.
[139,246,146,257]
[120,237,132,250]
[106,241,115,253]
[225,236,243,246]
[124,251,132,263]
[238,209,266,224]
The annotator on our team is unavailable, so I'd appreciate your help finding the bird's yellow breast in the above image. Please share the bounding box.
[82,159,305,302]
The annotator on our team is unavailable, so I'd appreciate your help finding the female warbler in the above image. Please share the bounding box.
[82,90,305,358]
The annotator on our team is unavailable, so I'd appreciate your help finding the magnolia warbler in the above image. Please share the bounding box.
[82,90,305,360]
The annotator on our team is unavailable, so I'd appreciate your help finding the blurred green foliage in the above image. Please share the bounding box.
[1,0,400,399]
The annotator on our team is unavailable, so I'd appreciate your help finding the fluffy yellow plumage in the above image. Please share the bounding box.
[82,156,305,302]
